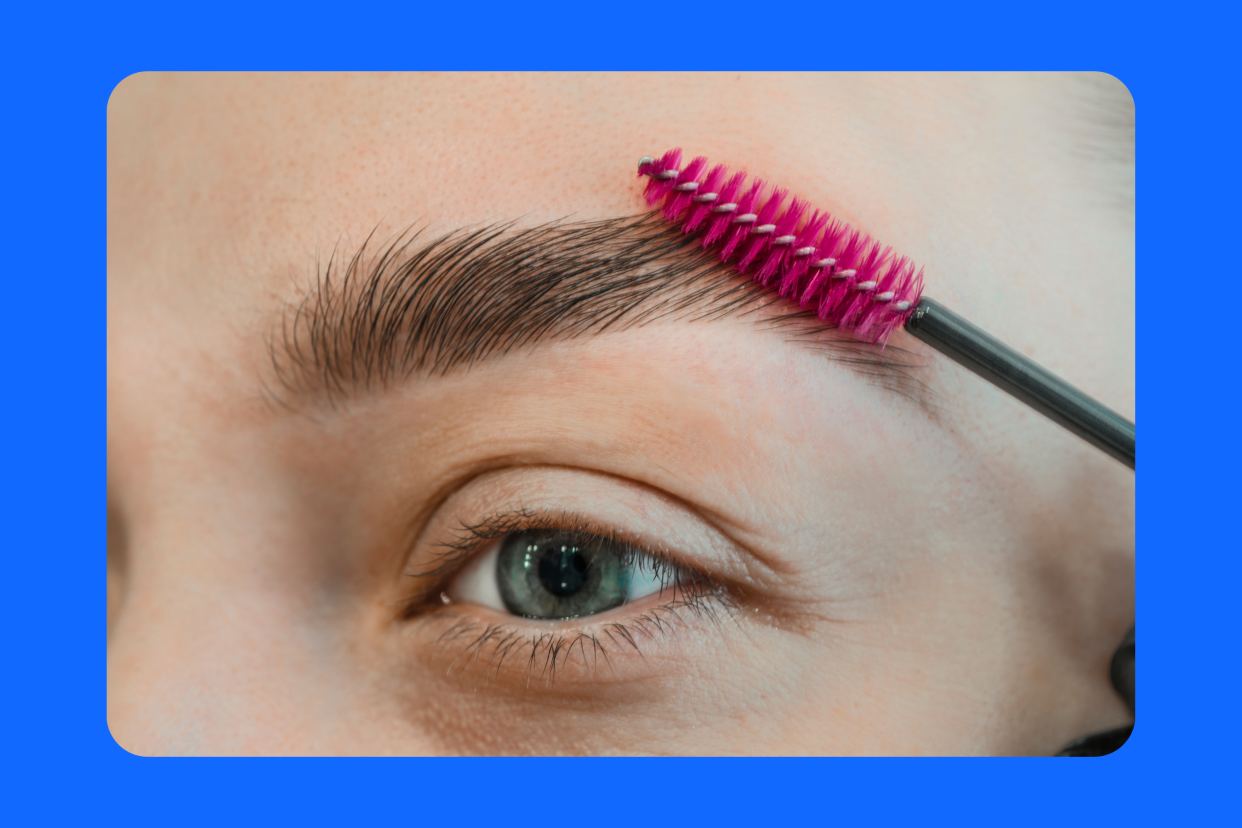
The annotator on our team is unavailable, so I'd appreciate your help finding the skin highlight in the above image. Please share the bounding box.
[108,72,1134,755]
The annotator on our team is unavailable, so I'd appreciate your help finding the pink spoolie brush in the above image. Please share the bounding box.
[638,148,921,346]
[636,149,1135,468]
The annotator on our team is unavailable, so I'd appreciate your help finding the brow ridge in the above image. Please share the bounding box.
[268,214,929,408]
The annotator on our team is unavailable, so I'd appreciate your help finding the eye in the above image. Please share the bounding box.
[448,529,669,620]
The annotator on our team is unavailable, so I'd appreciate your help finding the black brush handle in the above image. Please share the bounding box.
[904,298,1135,469]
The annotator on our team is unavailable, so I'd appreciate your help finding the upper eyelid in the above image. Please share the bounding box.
[411,506,688,582]
[396,464,780,612]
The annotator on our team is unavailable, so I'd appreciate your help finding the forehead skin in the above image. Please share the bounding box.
[109,71,1133,413]
[107,72,1134,755]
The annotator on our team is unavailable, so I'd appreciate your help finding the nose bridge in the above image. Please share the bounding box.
[105,545,279,756]
[106,458,355,755]
[106,323,395,752]
[107,555,354,756]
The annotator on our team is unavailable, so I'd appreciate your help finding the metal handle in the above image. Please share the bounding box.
[904,298,1135,469]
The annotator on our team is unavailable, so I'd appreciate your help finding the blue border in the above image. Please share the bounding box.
[5,0,1237,823]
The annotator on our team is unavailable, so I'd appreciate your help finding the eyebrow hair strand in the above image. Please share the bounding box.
[268,213,928,408]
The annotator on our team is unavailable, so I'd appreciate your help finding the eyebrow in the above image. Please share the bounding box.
[267,213,929,407]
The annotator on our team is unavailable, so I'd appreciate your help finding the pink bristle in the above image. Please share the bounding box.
[838,242,892,324]
[841,231,873,272]
[831,227,865,270]
[683,164,728,232]
[872,265,923,344]
[799,267,830,307]
[849,249,899,337]
[820,231,866,316]
[817,217,849,260]
[637,148,923,342]
[719,178,766,260]
[817,275,848,321]
[703,171,747,246]
[639,149,682,205]
[900,265,924,307]
[738,186,787,272]
[866,258,919,342]
[663,156,709,220]
[855,255,908,335]
[859,239,889,275]
[864,264,914,337]
[778,209,829,298]
[755,197,807,286]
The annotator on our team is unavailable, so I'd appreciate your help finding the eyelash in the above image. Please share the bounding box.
[401,507,741,685]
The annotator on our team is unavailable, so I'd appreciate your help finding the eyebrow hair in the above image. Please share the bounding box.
[267,213,929,408]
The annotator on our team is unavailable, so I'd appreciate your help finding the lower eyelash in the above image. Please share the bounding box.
[424,587,740,688]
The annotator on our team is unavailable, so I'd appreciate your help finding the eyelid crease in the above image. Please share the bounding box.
[395,462,799,607]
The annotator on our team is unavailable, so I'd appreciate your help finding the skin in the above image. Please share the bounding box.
[107,72,1135,755]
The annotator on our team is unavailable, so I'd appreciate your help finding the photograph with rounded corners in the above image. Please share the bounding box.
[107,72,1134,756]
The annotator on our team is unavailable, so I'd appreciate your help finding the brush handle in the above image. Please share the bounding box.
[904,298,1135,469]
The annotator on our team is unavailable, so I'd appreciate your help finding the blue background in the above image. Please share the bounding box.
[5,0,1235,823]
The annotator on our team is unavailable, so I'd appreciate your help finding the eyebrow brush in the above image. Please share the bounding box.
[636,149,1135,469]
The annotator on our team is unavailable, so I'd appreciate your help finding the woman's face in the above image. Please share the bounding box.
[107,72,1134,755]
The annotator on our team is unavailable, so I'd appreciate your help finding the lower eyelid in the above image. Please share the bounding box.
[399,577,740,694]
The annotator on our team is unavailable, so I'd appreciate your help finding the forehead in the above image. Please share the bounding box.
[108,73,1132,414]
[108,72,1098,270]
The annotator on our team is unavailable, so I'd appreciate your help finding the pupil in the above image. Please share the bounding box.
[536,542,590,597]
